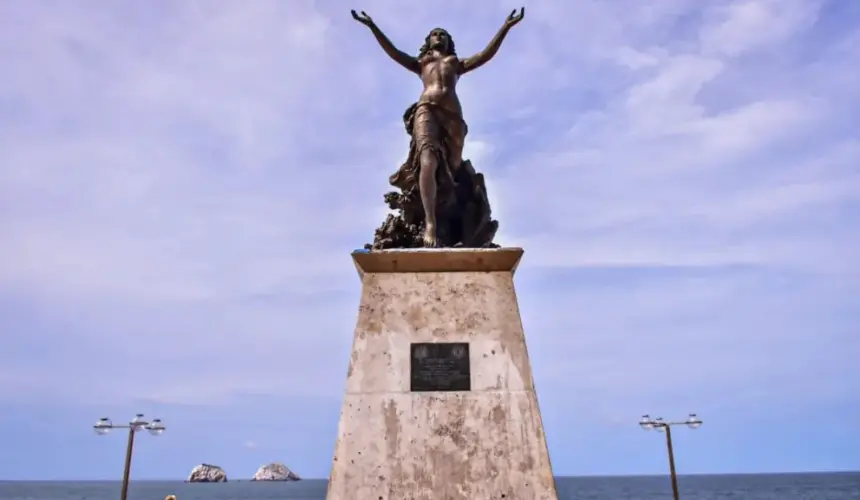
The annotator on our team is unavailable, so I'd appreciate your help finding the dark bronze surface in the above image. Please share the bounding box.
[410,342,471,392]
[352,8,525,249]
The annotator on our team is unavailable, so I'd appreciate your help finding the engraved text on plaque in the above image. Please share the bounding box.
[410,342,471,392]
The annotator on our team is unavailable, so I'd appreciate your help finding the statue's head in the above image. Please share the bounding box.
[419,28,456,57]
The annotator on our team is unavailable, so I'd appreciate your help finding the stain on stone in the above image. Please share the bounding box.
[383,399,401,462]
[518,453,535,472]
[491,404,506,425]
[405,304,426,330]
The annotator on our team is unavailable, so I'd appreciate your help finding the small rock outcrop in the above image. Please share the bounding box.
[251,462,301,481]
[187,463,228,483]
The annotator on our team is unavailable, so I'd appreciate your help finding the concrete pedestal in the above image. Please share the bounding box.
[326,248,558,500]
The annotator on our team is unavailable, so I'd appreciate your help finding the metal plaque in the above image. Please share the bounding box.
[410,342,471,392]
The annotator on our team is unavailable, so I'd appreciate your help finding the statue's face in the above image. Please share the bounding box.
[428,29,450,52]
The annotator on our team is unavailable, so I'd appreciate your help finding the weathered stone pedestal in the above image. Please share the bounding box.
[326,248,558,500]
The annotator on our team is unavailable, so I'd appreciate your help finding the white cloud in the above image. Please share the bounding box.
[699,0,821,57]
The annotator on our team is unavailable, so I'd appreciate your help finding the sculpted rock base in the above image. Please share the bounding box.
[366,159,499,250]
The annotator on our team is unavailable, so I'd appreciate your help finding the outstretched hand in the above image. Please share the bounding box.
[505,7,525,28]
[351,9,375,28]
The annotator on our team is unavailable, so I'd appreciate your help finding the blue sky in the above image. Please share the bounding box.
[1,0,858,481]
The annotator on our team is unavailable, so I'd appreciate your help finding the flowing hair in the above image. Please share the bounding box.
[418,28,457,58]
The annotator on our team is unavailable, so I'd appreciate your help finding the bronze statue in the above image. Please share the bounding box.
[354,8,525,249]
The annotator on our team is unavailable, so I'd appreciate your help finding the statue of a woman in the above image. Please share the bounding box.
[352,9,525,247]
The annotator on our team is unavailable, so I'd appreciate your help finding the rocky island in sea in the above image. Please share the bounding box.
[252,462,301,481]
[186,463,228,483]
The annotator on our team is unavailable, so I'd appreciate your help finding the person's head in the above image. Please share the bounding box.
[419,28,456,57]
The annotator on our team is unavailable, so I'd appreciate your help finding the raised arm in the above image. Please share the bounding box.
[351,10,420,74]
[459,8,525,75]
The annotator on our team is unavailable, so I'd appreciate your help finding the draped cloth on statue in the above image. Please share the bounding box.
[389,101,467,198]
[366,101,498,250]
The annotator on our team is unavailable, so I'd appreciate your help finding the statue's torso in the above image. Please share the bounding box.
[418,53,462,116]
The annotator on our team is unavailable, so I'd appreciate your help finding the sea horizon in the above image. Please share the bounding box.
[2,469,858,482]
[2,472,859,500]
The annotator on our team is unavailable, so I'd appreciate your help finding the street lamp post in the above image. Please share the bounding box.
[639,413,702,500]
[94,414,166,500]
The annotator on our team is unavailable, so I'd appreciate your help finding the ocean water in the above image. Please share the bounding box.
[0,473,858,500]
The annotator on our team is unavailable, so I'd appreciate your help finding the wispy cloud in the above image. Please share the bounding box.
[1,0,858,477]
